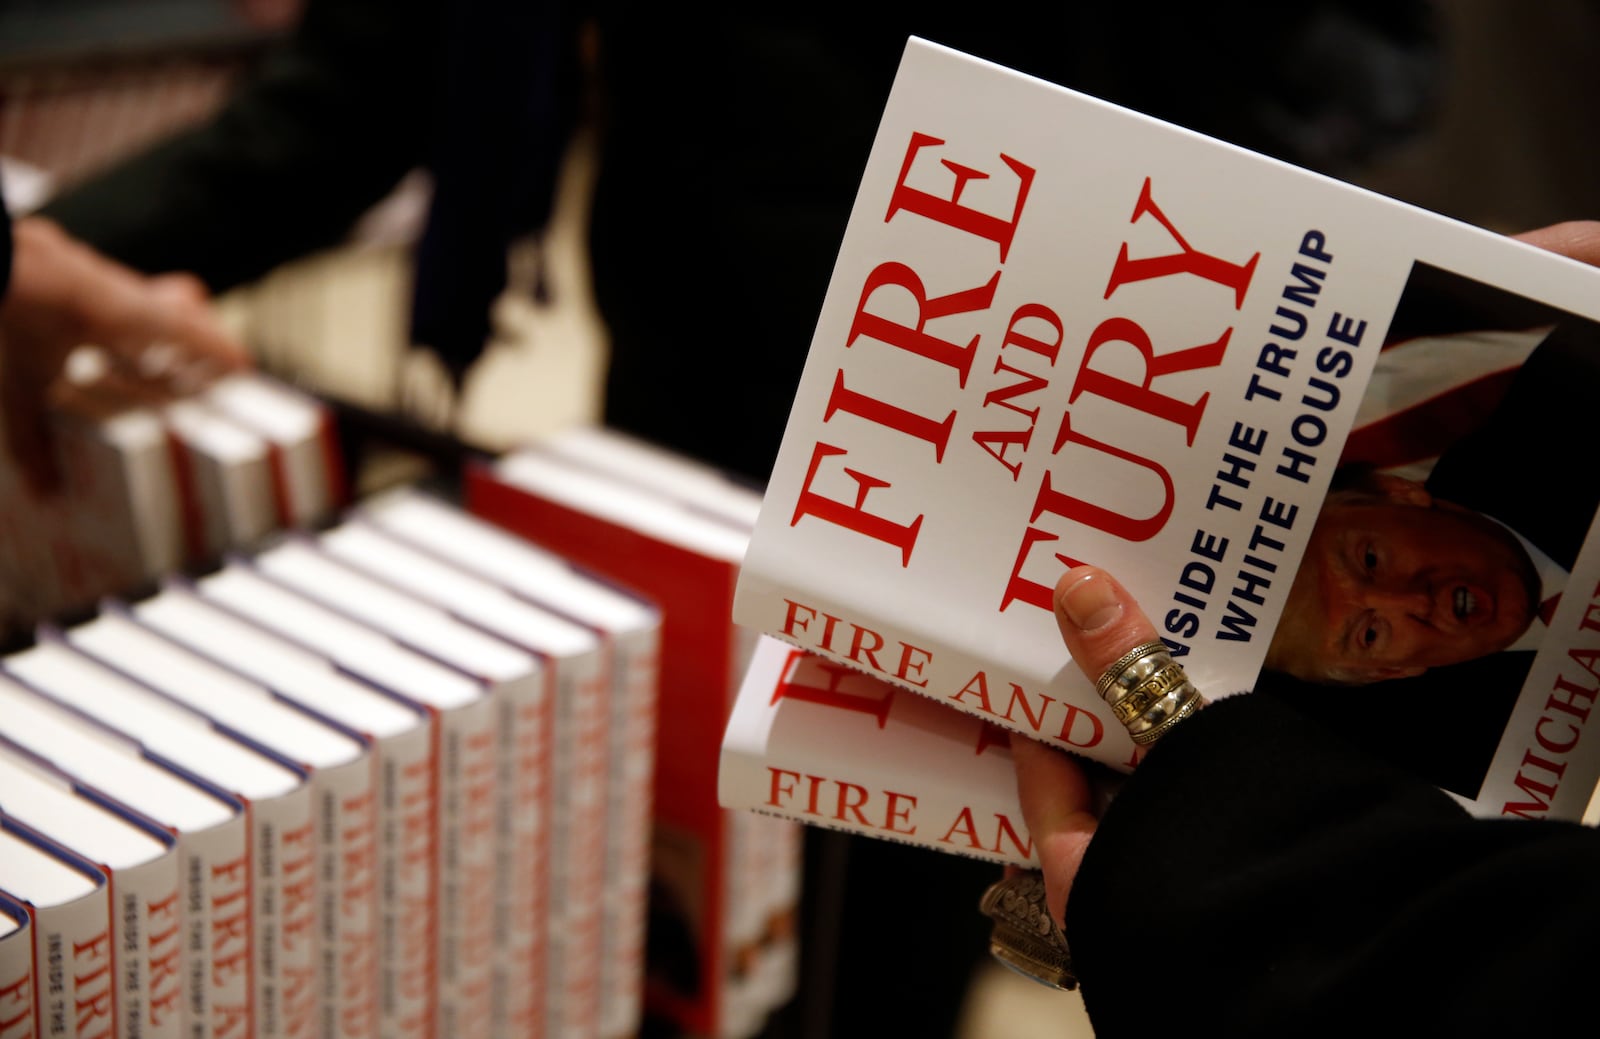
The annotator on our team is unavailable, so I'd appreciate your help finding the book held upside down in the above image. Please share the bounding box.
[720,636,1034,864]
[730,36,1600,822]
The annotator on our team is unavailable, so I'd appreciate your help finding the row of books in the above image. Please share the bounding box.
[0,422,804,1039]
[0,53,241,196]
[0,364,346,646]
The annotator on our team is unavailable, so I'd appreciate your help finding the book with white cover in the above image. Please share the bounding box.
[351,485,662,1039]
[0,675,247,1039]
[0,749,181,1039]
[732,36,1600,821]
[202,372,345,528]
[189,563,494,1039]
[244,536,572,1039]
[129,585,431,1039]
[0,822,112,1039]
[0,894,34,1039]
[162,399,276,562]
[4,641,312,1039]
[61,610,376,1039]
[50,374,186,584]
[465,452,773,1038]
[721,636,1034,864]
[306,521,606,1039]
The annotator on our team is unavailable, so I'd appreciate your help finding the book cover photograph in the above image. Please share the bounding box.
[730,36,1600,821]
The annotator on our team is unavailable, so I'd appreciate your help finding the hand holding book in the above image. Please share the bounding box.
[1006,212,1600,997]
[987,564,1204,990]
[722,26,1600,1024]
[1012,567,1149,931]
[1002,214,1600,953]
[1006,211,1600,1022]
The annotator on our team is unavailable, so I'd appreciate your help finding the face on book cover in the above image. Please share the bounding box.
[1267,470,1539,686]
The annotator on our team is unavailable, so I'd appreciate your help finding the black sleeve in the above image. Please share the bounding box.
[1067,692,1600,1038]
[37,0,443,292]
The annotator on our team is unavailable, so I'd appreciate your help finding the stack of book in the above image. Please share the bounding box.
[0,423,808,1039]
[0,365,346,645]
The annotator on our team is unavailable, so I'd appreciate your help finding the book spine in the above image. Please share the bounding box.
[246,789,318,1039]
[739,813,784,1023]
[464,464,738,1039]
[598,631,658,1039]
[162,410,273,558]
[0,908,34,1039]
[218,453,276,551]
[114,416,184,580]
[52,416,162,608]
[286,440,328,529]
[752,825,796,1035]
[82,412,174,582]
[167,418,228,562]
[23,890,114,1039]
[728,621,801,1023]
[550,664,607,1039]
[309,757,378,1039]
[721,627,771,1035]
[717,814,758,1039]
[108,856,184,1039]
[182,816,253,1039]
[488,673,548,1039]
[433,701,498,1039]
[200,374,340,528]
[376,723,436,1039]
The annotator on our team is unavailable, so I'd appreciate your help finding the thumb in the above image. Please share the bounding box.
[1053,566,1162,678]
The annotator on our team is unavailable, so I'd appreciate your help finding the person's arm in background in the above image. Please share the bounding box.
[37,0,442,295]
